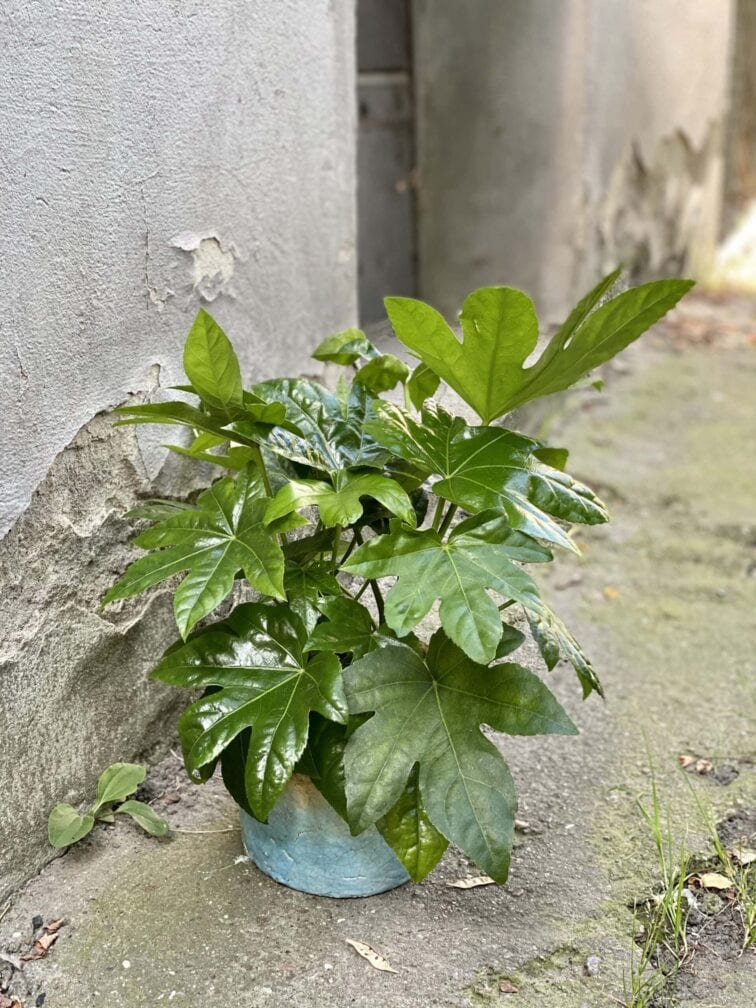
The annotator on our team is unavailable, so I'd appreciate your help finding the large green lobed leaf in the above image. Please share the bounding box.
[343,515,548,665]
[343,514,601,695]
[369,402,607,550]
[103,466,285,638]
[264,470,416,530]
[152,603,348,820]
[386,273,692,422]
[343,631,577,881]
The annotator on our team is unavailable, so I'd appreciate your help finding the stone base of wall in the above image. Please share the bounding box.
[0,411,197,900]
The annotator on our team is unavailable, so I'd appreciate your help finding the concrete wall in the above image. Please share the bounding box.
[0,0,356,899]
[724,0,756,231]
[414,0,734,322]
[357,0,417,323]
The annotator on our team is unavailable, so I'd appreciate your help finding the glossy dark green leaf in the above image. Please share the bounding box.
[115,800,169,837]
[264,471,416,529]
[103,466,285,638]
[284,562,343,632]
[369,403,606,550]
[495,623,526,658]
[305,597,375,656]
[375,767,448,881]
[183,309,244,421]
[303,716,351,820]
[312,328,377,365]
[354,354,410,393]
[94,763,145,811]
[343,517,548,664]
[406,362,440,410]
[254,379,387,473]
[48,804,95,848]
[386,276,692,421]
[152,603,348,820]
[526,609,603,699]
[283,527,343,561]
[343,631,576,881]
[219,730,254,816]
[524,461,608,526]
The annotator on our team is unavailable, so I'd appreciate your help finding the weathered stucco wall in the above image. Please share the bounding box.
[413,0,733,322]
[0,0,356,898]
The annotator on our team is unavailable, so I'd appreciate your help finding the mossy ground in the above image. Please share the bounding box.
[2,298,754,1007]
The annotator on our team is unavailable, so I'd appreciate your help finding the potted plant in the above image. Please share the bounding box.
[103,269,691,896]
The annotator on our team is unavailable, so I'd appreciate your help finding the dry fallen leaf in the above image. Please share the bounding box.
[21,930,59,961]
[446,875,496,889]
[499,980,519,994]
[44,917,66,934]
[678,754,713,774]
[603,586,619,600]
[345,939,398,974]
[696,872,734,891]
[730,846,756,867]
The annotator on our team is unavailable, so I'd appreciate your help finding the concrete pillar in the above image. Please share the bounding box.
[414,0,734,322]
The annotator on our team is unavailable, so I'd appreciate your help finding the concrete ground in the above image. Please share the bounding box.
[1,293,755,1007]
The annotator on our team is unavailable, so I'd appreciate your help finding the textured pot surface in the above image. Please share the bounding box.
[240,774,410,897]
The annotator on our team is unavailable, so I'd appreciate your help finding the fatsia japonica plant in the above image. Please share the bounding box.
[103,268,692,883]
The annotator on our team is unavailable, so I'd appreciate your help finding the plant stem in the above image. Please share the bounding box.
[248,442,273,497]
[348,527,384,620]
[370,580,385,624]
[437,503,458,538]
[431,495,445,531]
[331,525,343,568]
[339,531,359,566]
[498,599,516,612]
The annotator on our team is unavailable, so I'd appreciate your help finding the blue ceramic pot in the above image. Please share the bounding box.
[240,774,410,897]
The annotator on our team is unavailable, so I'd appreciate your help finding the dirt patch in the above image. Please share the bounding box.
[651,289,756,350]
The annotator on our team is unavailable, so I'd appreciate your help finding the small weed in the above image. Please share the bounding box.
[623,774,693,1007]
[623,771,755,1008]
[48,762,168,848]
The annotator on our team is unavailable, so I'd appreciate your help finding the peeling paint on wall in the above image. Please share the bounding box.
[171,232,238,301]
[596,123,724,282]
